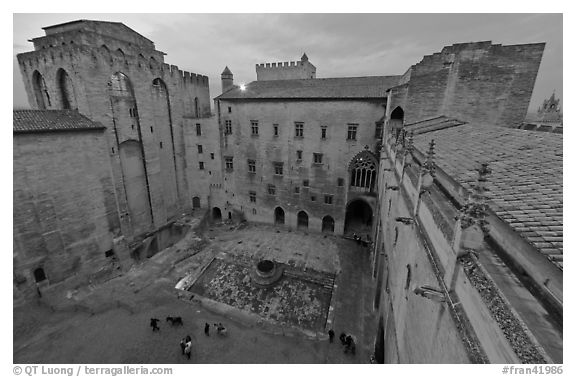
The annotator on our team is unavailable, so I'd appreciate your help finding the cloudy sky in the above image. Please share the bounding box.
[13,13,562,112]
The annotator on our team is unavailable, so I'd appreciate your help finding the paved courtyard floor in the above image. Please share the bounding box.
[13,218,377,364]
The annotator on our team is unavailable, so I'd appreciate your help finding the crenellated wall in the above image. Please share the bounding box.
[17,23,212,241]
[256,58,316,81]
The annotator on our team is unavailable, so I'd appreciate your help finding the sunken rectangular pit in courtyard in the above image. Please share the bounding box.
[187,255,336,333]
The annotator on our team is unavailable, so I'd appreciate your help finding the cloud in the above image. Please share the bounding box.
[13,13,562,111]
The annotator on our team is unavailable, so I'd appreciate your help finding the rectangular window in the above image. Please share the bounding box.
[248,159,256,173]
[268,184,276,195]
[228,106,232,113]
[199,161,204,170]
[251,120,259,136]
[210,153,215,160]
[347,124,358,140]
[303,179,309,187]
[196,124,202,136]
[321,126,327,139]
[296,150,303,161]
[295,122,304,137]
[337,177,345,186]
[294,186,300,194]
[273,124,279,136]
[274,162,284,176]
[249,191,256,203]
[225,157,234,170]
[313,153,323,164]
[311,195,316,202]
[224,120,232,135]
[197,145,203,154]
[324,195,333,204]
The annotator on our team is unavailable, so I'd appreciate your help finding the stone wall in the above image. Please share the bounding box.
[256,60,316,81]
[206,99,385,233]
[13,130,123,300]
[371,132,560,363]
[17,25,211,239]
[389,41,545,127]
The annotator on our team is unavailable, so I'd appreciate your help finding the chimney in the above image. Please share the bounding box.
[221,66,234,94]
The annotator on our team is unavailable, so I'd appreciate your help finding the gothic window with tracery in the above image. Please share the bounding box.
[350,152,377,192]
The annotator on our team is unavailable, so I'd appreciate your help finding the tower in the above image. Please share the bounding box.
[255,53,316,81]
[221,66,234,94]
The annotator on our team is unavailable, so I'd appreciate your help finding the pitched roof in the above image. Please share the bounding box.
[215,76,401,100]
[13,110,105,134]
[413,123,563,269]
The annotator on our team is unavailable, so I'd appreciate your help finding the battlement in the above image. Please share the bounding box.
[17,43,210,88]
[255,54,316,81]
[256,61,303,68]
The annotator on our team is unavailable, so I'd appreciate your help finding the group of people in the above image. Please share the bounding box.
[328,329,356,355]
[149,317,228,361]
[179,335,193,359]
[204,322,227,336]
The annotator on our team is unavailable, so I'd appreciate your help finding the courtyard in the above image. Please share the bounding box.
[13,216,377,364]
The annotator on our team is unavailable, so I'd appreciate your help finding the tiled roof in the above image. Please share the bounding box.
[13,110,105,133]
[413,123,563,269]
[216,76,401,100]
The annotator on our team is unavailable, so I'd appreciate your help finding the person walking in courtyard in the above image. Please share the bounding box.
[184,339,192,359]
[328,329,335,343]
[179,337,187,355]
[150,318,160,332]
[339,332,347,345]
[204,322,210,336]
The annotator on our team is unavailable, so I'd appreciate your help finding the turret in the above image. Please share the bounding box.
[221,66,234,94]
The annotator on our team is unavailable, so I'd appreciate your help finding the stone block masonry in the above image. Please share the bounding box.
[13,130,120,300]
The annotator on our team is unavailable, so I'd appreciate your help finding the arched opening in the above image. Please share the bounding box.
[194,97,200,118]
[297,211,309,229]
[33,267,46,283]
[349,151,378,193]
[56,68,77,110]
[192,196,201,209]
[228,212,232,220]
[32,71,50,109]
[212,207,222,221]
[344,199,373,237]
[151,78,179,216]
[322,215,335,233]
[110,72,153,235]
[146,237,159,258]
[389,106,405,141]
[274,207,285,225]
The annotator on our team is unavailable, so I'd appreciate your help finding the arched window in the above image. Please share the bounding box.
[32,71,50,109]
[56,68,77,110]
[150,56,157,69]
[349,151,378,192]
[109,72,134,97]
